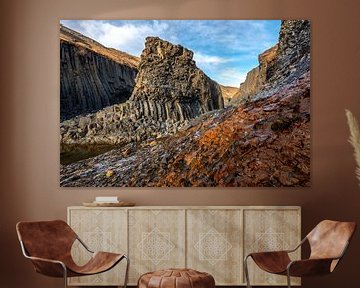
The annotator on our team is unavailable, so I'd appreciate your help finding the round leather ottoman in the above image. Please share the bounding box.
[138,268,215,288]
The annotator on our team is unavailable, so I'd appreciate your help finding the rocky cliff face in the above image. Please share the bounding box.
[232,45,278,102]
[266,20,310,85]
[232,20,309,103]
[129,37,223,120]
[220,85,239,106]
[233,66,260,99]
[61,37,224,145]
[60,25,139,121]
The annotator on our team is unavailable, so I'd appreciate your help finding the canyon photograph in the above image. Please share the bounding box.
[60,20,310,187]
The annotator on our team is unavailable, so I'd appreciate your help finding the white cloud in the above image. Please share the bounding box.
[193,52,241,86]
[66,20,172,56]
[218,68,248,87]
[193,52,231,65]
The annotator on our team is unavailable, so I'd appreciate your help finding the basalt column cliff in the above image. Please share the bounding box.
[60,37,224,145]
[60,25,139,121]
[130,37,224,120]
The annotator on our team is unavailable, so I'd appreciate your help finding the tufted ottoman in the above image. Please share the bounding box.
[138,268,215,288]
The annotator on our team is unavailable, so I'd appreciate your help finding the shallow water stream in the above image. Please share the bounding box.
[60,144,118,165]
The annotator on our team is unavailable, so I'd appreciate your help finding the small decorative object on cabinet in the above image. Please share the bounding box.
[82,201,135,207]
[244,220,356,288]
[16,220,129,288]
[68,206,301,286]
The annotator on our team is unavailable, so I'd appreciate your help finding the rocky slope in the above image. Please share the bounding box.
[60,71,310,187]
[60,25,140,121]
[232,20,310,104]
[61,37,223,145]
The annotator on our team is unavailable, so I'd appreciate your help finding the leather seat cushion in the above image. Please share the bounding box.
[138,268,215,288]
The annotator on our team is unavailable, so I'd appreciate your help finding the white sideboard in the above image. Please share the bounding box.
[67,206,301,286]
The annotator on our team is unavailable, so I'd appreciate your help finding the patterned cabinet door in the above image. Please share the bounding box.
[128,209,186,284]
[187,209,243,285]
[243,209,301,286]
[68,208,128,286]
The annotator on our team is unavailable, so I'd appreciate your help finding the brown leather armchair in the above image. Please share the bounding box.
[244,220,356,288]
[16,220,129,288]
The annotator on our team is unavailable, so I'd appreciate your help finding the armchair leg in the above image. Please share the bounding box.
[62,264,68,288]
[123,255,130,288]
[286,269,291,288]
[244,255,252,288]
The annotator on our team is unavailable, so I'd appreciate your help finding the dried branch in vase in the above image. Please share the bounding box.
[346,109,360,186]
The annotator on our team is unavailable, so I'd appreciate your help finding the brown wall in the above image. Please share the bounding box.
[1,0,360,287]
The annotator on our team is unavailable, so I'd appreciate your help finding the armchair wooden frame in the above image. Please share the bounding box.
[16,220,129,288]
[244,220,356,288]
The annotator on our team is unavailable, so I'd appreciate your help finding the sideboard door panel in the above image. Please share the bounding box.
[186,209,243,285]
[68,208,127,286]
[128,209,186,284]
[243,209,301,286]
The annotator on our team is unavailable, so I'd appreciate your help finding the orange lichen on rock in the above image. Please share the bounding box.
[155,72,310,187]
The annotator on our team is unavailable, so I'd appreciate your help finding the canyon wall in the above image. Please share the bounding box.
[60,36,224,145]
[232,20,310,103]
[60,25,139,121]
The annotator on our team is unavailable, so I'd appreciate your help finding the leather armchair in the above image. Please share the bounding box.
[244,220,356,288]
[16,220,129,288]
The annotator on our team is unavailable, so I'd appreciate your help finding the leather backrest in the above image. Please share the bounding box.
[307,220,356,260]
[16,220,77,261]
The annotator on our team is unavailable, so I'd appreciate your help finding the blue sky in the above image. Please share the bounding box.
[61,20,281,87]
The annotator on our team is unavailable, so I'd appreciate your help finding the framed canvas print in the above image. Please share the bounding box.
[60,20,310,187]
